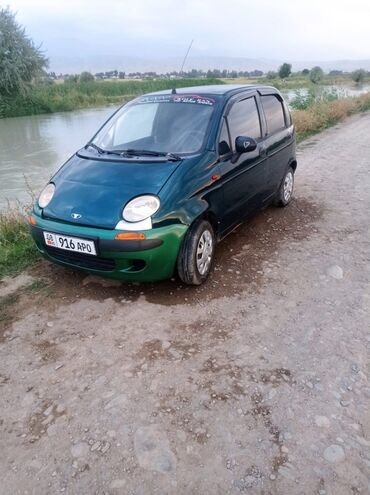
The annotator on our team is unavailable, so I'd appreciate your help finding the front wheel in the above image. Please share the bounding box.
[274,167,295,207]
[177,220,215,285]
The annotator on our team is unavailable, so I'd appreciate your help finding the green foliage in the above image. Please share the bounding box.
[278,63,292,79]
[79,71,94,83]
[351,69,366,84]
[266,71,278,80]
[0,78,224,118]
[0,7,48,95]
[309,66,324,84]
[0,207,38,278]
[301,68,310,75]
[290,87,341,110]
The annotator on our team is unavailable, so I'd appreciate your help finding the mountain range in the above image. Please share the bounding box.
[49,55,370,74]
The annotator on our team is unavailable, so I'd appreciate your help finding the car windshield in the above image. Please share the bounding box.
[91,94,216,155]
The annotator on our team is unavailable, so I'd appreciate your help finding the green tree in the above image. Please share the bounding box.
[79,71,94,83]
[0,7,48,95]
[278,63,292,79]
[351,69,366,84]
[309,66,324,84]
[301,68,310,75]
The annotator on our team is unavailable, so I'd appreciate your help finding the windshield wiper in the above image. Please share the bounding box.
[85,143,123,156]
[85,144,182,161]
[118,149,182,161]
[85,142,105,154]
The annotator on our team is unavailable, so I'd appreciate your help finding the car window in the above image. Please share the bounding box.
[261,95,286,134]
[227,97,261,145]
[218,120,231,155]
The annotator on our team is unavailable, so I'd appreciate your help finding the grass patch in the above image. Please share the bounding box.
[0,206,39,279]
[0,78,224,118]
[24,279,48,293]
[293,92,370,140]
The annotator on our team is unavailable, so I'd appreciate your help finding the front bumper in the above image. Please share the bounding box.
[30,215,188,282]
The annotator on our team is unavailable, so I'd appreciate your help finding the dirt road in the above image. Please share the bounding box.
[1,113,370,494]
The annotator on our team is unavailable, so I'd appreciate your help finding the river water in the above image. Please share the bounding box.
[1,84,369,211]
[0,106,116,210]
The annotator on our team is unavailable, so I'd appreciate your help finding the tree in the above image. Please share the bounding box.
[351,69,366,84]
[309,66,324,84]
[278,63,292,79]
[79,71,94,83]
[0,7,48,95]
[301,68,310,75]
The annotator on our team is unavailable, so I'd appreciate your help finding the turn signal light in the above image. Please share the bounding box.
[28,215,37,225]
[114,232,146,241]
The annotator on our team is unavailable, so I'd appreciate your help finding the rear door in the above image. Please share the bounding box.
[218,94,269,233]
[258,93,293,196]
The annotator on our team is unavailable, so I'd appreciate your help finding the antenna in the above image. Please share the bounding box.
[171,39,194,94]
[179,39,194,76]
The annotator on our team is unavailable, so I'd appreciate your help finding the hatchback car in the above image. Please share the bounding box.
[30,84,296,285]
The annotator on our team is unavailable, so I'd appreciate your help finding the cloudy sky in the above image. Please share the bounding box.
[5,0,370,68]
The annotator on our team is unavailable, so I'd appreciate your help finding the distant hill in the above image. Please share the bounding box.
[49,55,370,74]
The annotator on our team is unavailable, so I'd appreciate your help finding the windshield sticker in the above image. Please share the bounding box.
[137,94,215,106]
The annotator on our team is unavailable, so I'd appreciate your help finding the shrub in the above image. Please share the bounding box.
[309,66,324,84]
[79,71,95,83]
[351,69,366,84]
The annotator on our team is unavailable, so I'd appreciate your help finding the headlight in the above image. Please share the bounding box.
[38,183,55,208]
[123,195,160,222]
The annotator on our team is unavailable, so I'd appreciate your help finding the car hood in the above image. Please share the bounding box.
[43,153,182,229]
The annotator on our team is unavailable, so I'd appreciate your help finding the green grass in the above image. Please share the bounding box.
[0,78,224,118]
[0,207,38,278]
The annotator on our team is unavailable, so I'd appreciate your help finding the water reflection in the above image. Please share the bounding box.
[0,106,116,210]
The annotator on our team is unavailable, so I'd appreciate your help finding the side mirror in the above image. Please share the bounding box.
[235,136,257,154]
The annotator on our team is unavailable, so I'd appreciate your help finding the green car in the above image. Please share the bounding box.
[30,84,296,285]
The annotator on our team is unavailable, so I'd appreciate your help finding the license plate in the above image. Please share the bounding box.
[43,231,97,256]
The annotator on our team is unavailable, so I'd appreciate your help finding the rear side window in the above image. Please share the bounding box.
[261,95,286,134]
[227,97,261,144]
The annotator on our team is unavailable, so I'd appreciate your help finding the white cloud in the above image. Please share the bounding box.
[5,0,370,62]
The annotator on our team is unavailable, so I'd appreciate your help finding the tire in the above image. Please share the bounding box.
[274,166,295,207]
[177,220,215,285]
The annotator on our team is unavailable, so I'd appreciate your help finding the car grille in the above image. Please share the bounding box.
[45,247,116,272]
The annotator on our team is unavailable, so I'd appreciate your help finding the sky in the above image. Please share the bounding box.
[4,0,370,69]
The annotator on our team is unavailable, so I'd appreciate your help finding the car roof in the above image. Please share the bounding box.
[146,84,279,98]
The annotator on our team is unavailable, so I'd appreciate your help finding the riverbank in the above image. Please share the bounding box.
[0,78,223,118]
[1,94,370,279]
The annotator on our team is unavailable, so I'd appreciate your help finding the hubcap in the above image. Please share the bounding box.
[283,171,294,202]
[196,230,213,275]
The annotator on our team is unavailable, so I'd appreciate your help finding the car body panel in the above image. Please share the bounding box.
[30,215,188,282]
[43,154,182,229]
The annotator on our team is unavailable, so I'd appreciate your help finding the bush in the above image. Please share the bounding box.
[293,92,370,140]
[309,66,324,84]
[266,71,278,80]
[79,71,94,83]
[351,69,366,84]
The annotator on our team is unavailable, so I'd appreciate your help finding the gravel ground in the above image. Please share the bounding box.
[1,113,370,494]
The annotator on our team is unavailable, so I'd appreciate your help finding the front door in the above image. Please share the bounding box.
[218,95,269,234]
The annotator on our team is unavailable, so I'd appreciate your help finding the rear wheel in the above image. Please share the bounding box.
[177,220,215,285]
[275,167,294,207]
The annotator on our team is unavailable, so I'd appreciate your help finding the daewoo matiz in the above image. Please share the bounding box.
[30,84,297,285]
